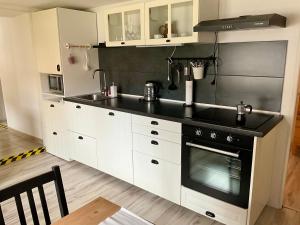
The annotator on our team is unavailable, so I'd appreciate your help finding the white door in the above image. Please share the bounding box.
[145,0,198,45]
[97,109,133,183]
[104,3,145,46]
[32,8,62,74]
[67,131,98,169]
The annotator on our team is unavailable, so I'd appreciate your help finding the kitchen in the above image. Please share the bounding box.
[0,0,299,225]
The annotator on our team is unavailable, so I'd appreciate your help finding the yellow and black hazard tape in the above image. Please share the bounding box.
[0,123,7,129]
[0,146,46,166]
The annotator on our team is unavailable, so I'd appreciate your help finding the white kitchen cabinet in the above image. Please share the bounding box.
[32,8,62,75]
[64,101,99,137]
[104,3,145,47]
[97,109,133,184]
[144,0,219,45]
[67,131,98,169]
[181,187,248,225]
[32,8,100,97]
[133,151,181,204]
[41,99,69,160]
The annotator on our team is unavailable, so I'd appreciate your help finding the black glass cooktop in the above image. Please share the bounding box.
[193,108,274,130]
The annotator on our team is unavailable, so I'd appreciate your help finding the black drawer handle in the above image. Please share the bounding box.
[52,132,57,135]
[78,136,83,140]
[205,211,215,218]
[151,159,159,165]
[109,112,115,116]
[151,140,159,145]
[76,105,81,109]
[50,104,55,108]
[151,121,159,125]
[121,42,125,45]
[151,130,158,135]
[57,64,61,72]
[166,39,171,43]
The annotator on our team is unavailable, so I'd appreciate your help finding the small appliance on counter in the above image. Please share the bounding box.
[48,74,64,94]
[109,82,118,98]
[144,81,160,102]
[236,101,253,125]
[184,65,193,107]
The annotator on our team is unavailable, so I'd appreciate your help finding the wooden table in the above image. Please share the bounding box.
[52,197,121,225]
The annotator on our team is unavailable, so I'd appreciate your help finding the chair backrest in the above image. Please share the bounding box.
[0,166,69,225]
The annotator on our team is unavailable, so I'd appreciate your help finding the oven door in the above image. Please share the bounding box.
[181,136,253,209]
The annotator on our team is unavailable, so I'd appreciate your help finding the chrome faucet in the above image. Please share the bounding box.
[92,69,108,96]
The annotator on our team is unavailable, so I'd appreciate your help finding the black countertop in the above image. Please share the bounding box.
[64,96,283,137]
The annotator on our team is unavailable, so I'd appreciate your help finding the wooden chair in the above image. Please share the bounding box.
[0,166,69,225]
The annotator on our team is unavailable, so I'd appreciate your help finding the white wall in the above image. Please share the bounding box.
[217,0,300,209]
[0,14,42,138]
[0,79,6,121]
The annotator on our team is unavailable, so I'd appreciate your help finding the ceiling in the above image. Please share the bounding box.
[0,0,129,17]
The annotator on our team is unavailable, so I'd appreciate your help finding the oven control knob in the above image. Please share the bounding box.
[195,129,203,136]
[210,132,217,139]
[226,135,233,143]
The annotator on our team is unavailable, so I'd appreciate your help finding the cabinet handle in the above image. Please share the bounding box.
[109,112,115,116]
[205,211,215,218]
[151,159,159,165]
[151,121,159,125]
[151,140,159,145]
[151,130,159,135]
[57,64,61,72]
[76,105,81,109]
[121,42,125,45]
[53,132,57,135]
[166,39,171,43]
[50,104,55,108]
[78,136,83,140]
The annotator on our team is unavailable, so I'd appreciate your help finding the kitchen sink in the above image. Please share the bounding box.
[75,93,111,102]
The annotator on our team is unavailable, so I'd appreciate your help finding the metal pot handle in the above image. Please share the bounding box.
[245,105,253,114]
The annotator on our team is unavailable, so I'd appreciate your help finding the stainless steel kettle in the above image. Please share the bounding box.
[144,81,159,102]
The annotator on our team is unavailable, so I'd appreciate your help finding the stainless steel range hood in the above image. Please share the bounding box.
[194,14,287,32]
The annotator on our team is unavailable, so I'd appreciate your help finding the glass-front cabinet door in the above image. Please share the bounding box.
[105,3,145,47]
[145,0,199,45]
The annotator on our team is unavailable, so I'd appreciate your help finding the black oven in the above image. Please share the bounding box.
[181,124,254,209]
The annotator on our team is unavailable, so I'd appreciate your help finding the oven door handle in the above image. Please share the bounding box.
[186,142,240,158]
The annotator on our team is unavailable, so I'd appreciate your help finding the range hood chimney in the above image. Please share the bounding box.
[194,14,287,32]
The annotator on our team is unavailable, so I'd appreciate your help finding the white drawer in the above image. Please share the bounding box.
[181,187,248,225]
[132,115,181,133]
[132,123,181,144]
[67,131,98,169]
[133,133,181,164]
[133,151,181,204]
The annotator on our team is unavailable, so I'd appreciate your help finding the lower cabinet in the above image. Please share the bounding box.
[43,127,66,160]
[133,151,181,204]
[181,187,248,225]
[67,131,98,169]
[97,109,133,184]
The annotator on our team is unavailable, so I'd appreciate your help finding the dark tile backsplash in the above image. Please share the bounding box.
[99,41,287,112]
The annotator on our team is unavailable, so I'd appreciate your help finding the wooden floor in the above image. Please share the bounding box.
[0,127,42,159]
[284,150,300,212]
[0,131,300,225]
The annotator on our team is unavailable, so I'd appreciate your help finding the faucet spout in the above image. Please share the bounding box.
[92,68,103,79]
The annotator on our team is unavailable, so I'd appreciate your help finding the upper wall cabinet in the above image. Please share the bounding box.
[104,3,145,47]
[103,0,219,46]
[145,0,199,45]
[32,9,62,75]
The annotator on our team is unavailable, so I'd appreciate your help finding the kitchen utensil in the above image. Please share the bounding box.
[168,65,177,90]
[236,101,253,115]
[184,65,190,76]
[167,58,173,81]
[83,50,91,71]
[144,81,159,102]
[236,101,252,124]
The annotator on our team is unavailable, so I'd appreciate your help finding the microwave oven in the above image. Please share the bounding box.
[48,75,64,94]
